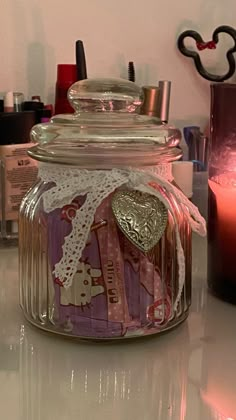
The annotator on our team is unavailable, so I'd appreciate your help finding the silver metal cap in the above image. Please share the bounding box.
[157,80,171,123]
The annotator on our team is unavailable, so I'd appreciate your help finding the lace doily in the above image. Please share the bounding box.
[39,163,206,310]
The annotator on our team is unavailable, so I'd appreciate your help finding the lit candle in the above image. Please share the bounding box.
[208,173,236,303]
[208,82,236,302]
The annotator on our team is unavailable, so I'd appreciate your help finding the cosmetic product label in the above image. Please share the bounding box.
[0,143,38,221]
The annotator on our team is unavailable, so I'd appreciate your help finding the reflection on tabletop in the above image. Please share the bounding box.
[0,239,235,420]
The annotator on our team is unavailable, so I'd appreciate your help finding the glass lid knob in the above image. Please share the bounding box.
[67,78,143,113]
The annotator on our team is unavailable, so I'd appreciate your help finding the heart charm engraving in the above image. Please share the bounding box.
[112,190,168,253]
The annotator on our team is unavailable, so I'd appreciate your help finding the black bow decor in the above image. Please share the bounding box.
[177,25,236,82]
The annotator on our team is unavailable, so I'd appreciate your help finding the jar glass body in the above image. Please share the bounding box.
[19,77,194,340]
[19,164,192,340]
[208,83,236,304]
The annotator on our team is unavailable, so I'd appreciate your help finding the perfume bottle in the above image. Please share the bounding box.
[208,83,236,303]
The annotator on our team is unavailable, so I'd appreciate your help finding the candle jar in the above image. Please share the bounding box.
[19,78,205,340]
[208,83,236,304]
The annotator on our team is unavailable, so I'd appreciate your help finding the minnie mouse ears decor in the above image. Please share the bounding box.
[177,25,236,82]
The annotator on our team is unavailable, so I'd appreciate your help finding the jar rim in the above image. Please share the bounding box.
[28,143,182,167]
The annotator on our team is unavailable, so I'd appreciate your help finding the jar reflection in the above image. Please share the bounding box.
[19,325,190,420]
[0,248,20,420]
[200,294,236,420]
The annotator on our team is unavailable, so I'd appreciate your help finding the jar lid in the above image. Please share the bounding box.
[29,78,182,168]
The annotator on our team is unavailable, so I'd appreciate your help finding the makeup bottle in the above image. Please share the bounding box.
[4,92,14,113]
[0,111,38,243]
[140,86,160,117]
[31,95,41,102]
[13,92,24,112]
[55,64,77,114]
[157,81,171,124]
[140,81,172,124]
[172,161,193,198]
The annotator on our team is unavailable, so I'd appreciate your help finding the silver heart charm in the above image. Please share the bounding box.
[112,190,168,252]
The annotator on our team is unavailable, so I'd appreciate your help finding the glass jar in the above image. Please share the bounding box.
[19,78,205,340]
[208,83,236,304]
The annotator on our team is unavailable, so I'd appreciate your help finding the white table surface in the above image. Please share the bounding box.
[0,235,236,420]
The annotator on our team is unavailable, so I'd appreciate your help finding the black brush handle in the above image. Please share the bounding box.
[76,40,87,81]
[128,61,135,82]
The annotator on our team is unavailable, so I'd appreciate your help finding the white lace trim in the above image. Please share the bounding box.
[39,164,206,310]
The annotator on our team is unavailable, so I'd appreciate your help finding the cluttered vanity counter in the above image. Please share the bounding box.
[0,234,235,420]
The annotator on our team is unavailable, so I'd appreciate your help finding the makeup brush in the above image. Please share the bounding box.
[128,61,135,82]
[75,40,87,81]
